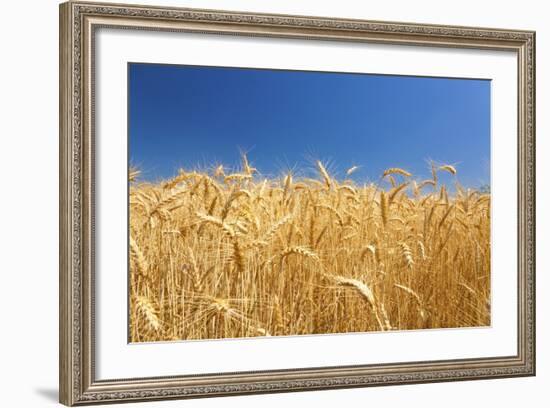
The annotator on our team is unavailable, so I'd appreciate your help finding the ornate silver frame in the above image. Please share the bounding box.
[59,1,536,405]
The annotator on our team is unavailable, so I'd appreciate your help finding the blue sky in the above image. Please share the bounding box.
[129,63,490,188]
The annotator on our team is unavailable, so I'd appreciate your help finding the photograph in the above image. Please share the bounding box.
[128,63,492,343]
[57,2,536,404]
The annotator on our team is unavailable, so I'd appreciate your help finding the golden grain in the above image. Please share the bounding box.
[129,160,490,342]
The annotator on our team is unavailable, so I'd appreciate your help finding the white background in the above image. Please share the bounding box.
[0,0,545,407]
[96,28,518,379]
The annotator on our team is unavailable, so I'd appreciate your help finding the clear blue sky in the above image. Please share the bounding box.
[129,63,490,188]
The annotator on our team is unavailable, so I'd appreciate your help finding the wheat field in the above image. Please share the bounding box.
[129,156,490,343]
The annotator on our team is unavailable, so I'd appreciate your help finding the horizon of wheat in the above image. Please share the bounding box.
[129,156,490,343]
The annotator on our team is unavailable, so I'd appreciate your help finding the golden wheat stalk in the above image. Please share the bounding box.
[330,275,385,331]
[383,167,412,178]
[129,236,148,278]
[346,165,360,176]
[439,164,457,175]
[399,242,414,269]
[136,296,162,332]
[316,160,332,190]
[394,283,426,320]
[280,246,320,261]
[195,212,237,238]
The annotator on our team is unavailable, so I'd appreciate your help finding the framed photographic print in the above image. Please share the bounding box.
[59,1,536,405]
